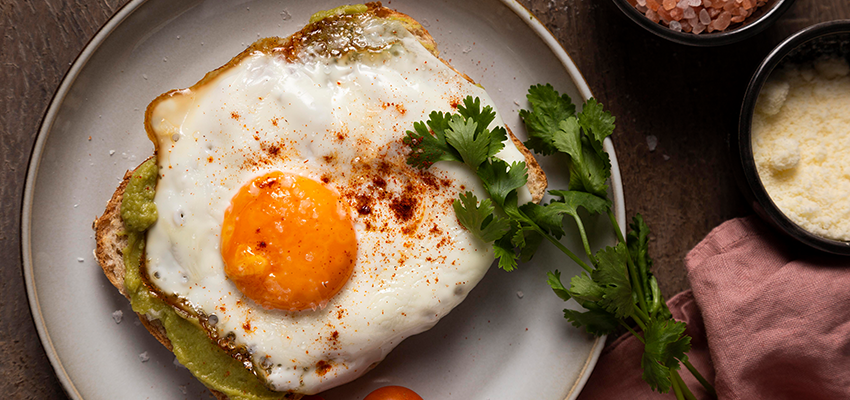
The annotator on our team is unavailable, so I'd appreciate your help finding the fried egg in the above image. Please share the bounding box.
[143,8,532,394]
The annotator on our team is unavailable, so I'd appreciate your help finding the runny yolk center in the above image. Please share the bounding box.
[221,172,357,311]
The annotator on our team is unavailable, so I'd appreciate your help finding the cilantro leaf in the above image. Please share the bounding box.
[519,202,568,239]
[519,86,615,199]
[457,96,497,137]
[452,192,511,243]
[641,319,692,393]
[403,112,461,168]
[563,304,620,336]
[547,270,571,301]
[444,115,491,170]
[477,159,528,208]
[571,145,610,199]
[541,190,611,238]
[591,243,633,319]
[627,214,655,310]
[549,190,611,214]
[493,234,519,272]
[577,97,615,157]
[518,229,544,262]
[519,84,576,155]
[569,273,605,304]
[627,214,652,278]
[551,116,581,159]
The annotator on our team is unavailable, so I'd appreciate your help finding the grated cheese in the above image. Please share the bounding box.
[752,56,850,242]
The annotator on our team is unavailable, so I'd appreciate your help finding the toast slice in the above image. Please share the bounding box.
[94,3,547,399]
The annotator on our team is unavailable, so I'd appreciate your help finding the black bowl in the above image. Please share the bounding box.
[610,0,796,46]
[735,20,850,255]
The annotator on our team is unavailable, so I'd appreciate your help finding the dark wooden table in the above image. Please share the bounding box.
[2,0,847,398]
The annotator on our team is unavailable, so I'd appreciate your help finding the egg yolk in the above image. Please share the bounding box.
[221,172,357,311]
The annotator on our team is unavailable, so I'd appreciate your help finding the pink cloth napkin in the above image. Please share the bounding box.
[577,216,850,400]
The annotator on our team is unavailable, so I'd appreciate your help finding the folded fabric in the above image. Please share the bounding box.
[577,216,850,400]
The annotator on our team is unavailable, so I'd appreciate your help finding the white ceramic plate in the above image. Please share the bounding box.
[22,0,625,399]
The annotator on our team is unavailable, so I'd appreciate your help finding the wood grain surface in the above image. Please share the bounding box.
[2,0,847,398]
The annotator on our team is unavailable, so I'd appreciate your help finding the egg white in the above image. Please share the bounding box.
[144,13,531,394]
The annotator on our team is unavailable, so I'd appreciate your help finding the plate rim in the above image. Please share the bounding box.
[20,1,624,399]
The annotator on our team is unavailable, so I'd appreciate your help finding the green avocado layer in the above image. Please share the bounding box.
[120,158,292,400]
[308,4,368,23]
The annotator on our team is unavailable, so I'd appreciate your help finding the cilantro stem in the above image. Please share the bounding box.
[632,305,651,326]
[570,214,596,264]
[683,359,717,399]
[607,210,651,316]
[670,370,685,400]
[672,370,698,400]
[628,311,647,332]
[533,225,593,273]
[649,276,662,317]
[619,320,644,343]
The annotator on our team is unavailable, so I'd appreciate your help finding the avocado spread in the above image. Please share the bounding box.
[120,158,292,400]
[308,4,368,23]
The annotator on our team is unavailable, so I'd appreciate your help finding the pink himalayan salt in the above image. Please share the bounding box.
[646,0,661,11]
[631,0,768,35]
[646,8,661,22]
[670,7,684,20]
[714,10,732,30]
[699,8,711,24]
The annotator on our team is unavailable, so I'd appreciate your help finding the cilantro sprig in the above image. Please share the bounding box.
[404,87,716,399]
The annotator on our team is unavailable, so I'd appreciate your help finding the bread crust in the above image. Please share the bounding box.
[94,3,546,399]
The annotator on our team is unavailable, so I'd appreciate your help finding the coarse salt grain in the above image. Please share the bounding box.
[669,20,683,32]
[699,8,712,24]
[647,135,659,151]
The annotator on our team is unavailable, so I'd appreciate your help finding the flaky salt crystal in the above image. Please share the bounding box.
[688,0,701,5]
[731,15,745,22]
[709,8,721,17]
[637,0,647,5]
[677,0,689,9]
[663,0,677,10]
[684,7,696,19]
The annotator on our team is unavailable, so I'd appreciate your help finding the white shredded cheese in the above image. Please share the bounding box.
[752,56,850,241]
